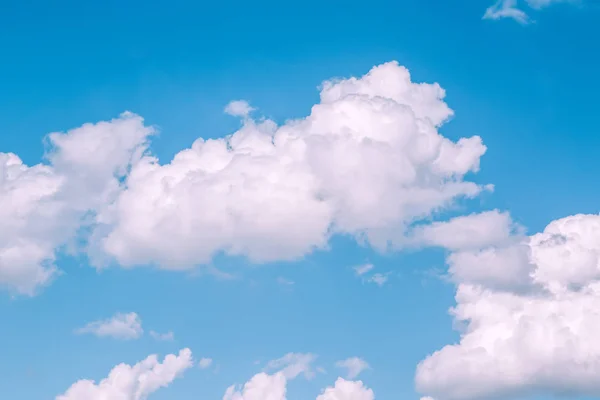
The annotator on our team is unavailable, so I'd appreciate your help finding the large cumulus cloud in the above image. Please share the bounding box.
[1,61,487,293]
[93,61,487,269]
[416,212,600,400]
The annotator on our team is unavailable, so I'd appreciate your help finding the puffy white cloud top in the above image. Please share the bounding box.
[94,62,487,269]
[57,348,193,400]
[416,213,600,400]
[0,61,487,294]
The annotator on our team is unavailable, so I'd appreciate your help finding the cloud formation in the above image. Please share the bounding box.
[57,348,193,400]
[483,0,576,23]
[90,62,487,269]
[316,378,375,400]
[0,62,487,294]
[0,113,154,295]
[416,212,600,400]
[198,357,213,369]
[223,372,374,400]
[336,357,370,379]
[265,353,318,380]
[75,312,143,340]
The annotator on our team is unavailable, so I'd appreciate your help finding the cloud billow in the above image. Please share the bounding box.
[0,61,487,294]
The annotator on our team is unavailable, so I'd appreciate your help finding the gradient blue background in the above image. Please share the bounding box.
[0,0,599,398]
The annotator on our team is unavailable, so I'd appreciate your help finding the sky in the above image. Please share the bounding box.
[1,0,600,399]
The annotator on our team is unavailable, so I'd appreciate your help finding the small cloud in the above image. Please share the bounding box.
[75,312,143,340]
[483,0,530,23]
[368,273,390,287]
[198,357,213,369]
[150,330,174,341]
[354,263,374,276]
[224,100,255,118]
[265,353,317,380]
[335,357,370,379]
[277,277,295,286]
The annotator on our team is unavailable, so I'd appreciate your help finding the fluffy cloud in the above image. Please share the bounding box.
[1,62,487,291]
[91,61,487,270]
[75,312,143,340]
[335,357,370,379]
[57,348,193,400]
[224,100,255,118]
[223,372,288,400]
[416,213,600,400]
[223,373,374,400]
[0,113,154,294]
[483,0,576,23]
[316,378,375,400]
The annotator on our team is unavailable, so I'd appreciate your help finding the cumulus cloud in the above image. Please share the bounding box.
[1,62,487,291]
[335,357,370,379]
[75,312,143,340]
[483,0,576,23]
[223,372,374,400]
[223,372,288,400]
[91,61,487,270]
[0,112,154,295]
[316,378,375,400]
[416,213,600,400]
[56,348,193,400]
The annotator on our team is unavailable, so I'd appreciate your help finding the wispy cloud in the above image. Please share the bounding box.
[335,357,370,379]
[75,312,143,340]
[265,353,318,380]
[483,0,577,24]
[198,357,213,369]
[354,263,374,276]
[367,273,390,287]
[484,0,530,24]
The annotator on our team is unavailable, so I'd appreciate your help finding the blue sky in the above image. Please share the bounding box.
[1,1,600,400]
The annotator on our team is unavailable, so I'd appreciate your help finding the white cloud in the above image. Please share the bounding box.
[265,353,317,380]
[367,273,389,287]
[1,62,488,291]
[483,0,530,23]
[483,0,576,23]
[223,372,374,400]
[89,61,487,270]
[75,312,143,340]
[56,348,193,400]
[225,100,256,118]
[354,264,374,276]
[223,372,287,400]
[149,330,174,341]
[198,357,213,369]
[335,357,370,379]
[0,112,154,295]
[416,213,600,400]
[410,210,519,251]
[316,378,375,400]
